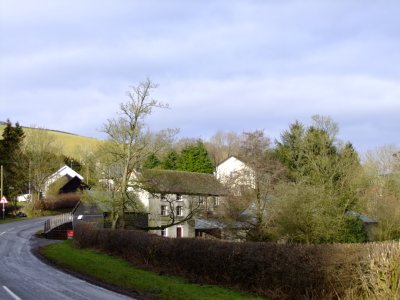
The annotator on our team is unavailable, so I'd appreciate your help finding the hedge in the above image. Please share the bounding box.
[73,224,400,299]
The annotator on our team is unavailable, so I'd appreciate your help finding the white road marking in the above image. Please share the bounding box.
[0,231,6,236]
[3,286,22,300]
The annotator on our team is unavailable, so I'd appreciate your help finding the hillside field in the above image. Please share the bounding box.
[0,125,103,159]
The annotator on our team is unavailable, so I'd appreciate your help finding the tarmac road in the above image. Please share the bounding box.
[0,217,134,300]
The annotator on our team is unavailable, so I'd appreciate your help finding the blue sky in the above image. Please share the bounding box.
[1,1,399,153]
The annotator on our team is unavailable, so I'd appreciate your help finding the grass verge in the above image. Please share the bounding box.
[40,240,264,300]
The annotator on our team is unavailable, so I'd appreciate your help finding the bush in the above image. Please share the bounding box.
[44,193,80,210]
[74,224,369,299]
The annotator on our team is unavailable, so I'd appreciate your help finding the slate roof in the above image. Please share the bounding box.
[140,169,227,196]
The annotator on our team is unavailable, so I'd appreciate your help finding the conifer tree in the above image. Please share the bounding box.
[0,119,26,201]
[177,140,214,173]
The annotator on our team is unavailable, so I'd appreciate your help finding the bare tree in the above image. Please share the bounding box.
[98,79,177,229]
[23,127,63,202]
[206,130,241,166]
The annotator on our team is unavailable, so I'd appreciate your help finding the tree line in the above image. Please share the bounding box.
[2,79,400,244]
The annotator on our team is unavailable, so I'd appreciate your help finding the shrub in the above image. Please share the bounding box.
[74,224,367,299]
[44,193,80,210]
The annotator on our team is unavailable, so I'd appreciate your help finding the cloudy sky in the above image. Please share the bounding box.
[1,1,399,153]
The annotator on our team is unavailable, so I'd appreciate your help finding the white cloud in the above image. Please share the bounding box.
[1,1,400,153]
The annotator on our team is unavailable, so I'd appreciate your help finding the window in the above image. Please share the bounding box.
[214,196,220,206]
[176,206,183,216]
[161,205,168,216]
[176,194,182,201]
[199,196,205,205]
[160,228,167,237]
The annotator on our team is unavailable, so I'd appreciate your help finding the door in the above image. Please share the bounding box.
[176,227,182,238]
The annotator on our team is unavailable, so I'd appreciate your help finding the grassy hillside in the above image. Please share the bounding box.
[0,125,104,159]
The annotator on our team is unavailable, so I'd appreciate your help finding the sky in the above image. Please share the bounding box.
[1,1,400,154]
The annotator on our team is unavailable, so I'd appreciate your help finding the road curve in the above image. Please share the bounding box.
[0,218,134,300]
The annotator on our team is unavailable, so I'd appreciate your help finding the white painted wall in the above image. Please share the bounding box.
[215,156,255,188]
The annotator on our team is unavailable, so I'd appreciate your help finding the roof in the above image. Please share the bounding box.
[195,218,226,229]
[195,218,249,230]
[46,165,83,183]
[347,211,378,224]
[140,169,227,196]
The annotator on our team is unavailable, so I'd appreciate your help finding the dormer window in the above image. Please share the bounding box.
[161,194,167,201]
[176,194,182,201]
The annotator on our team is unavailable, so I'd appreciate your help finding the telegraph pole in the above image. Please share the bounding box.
[1,165,3,198]
[1,165,4,219]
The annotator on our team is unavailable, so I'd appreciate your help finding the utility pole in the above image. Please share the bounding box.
[1,165,4,219]
[28,161,32,201]
[1,165,3,198]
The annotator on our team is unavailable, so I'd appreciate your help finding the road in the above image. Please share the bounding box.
[0,218,134,300]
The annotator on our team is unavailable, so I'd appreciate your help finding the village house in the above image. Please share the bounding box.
[43,165,88,197]
[138,169,227,238]
[70,168,227,238]
[215,156,255,190]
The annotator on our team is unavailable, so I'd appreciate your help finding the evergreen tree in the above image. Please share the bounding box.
[272,117,366,243]
[0,119,26,201]
[177,140,214,173]
[63,155,83,173]
[161,149,179,170]
[143,153,161,169]
[275,121,306,181]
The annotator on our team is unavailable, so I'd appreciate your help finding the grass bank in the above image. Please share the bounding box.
[40,240,264,300]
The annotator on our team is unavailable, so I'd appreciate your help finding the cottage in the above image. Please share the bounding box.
[138,169,227,238]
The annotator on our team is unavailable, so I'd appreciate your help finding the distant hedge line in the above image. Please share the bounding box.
[74,224,400,299]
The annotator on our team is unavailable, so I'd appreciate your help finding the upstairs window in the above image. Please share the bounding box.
[176,206,183,216]
[161,205,168,216]
[214,196,220,206]
[199,196,205,205]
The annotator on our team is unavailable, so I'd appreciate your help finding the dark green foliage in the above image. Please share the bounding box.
[63,156,83,173]
[0,119,26,200]
[142,153,161,169]
[339,216,368,243]
[177,140,214,173]
[275,121,305,181]
[273,118,365,243]
[160,149,179,170]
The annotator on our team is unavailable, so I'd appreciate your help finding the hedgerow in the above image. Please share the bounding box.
[73,224,400,299]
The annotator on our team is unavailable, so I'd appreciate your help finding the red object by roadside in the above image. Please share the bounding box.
[67,231,74,239]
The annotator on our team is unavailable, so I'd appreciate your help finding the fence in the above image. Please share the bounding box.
[44,212,73,233]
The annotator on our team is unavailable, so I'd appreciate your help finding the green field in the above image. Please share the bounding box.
[41,240,264,300]
[0,124,103,158]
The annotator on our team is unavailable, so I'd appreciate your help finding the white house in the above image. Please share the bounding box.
[43,165,84,196]
[215,156,255,189]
